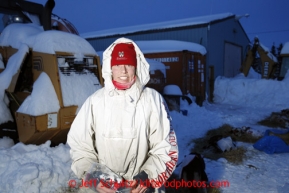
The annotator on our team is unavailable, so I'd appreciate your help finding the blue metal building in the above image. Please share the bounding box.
[81,13,250,97]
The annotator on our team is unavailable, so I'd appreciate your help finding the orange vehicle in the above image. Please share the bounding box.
[0,0,103,145]
[241,37,279,79]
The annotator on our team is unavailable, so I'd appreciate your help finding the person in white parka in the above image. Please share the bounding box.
[67,37,178,193]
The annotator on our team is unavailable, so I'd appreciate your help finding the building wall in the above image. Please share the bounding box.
[208,18,249,79]
[85,17,250,98]
[205,18,249,97]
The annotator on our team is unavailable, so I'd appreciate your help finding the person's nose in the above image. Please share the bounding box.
[121,65,127,73]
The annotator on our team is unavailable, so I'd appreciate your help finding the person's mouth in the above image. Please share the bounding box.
[119,77,128,80]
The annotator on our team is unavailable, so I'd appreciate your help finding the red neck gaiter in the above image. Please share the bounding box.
[112,76,136,90]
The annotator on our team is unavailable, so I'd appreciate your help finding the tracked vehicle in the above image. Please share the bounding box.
[0,0,103,145]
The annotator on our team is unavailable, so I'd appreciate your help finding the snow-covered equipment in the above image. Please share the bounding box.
[163,85,183,113]
[162,84,191,115]
[241,37,279,79]
[0,0,103,145]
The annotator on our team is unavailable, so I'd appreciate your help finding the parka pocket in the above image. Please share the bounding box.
[102,97,136,139]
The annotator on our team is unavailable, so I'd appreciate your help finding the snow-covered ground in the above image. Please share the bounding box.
[1,68,289,193]
[1,23,289,193]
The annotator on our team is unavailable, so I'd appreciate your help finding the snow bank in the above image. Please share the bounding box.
[213,71,289,110]
[0,141,75,193]
[0,136,14,149]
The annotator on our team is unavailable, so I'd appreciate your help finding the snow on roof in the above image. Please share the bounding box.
[0,23,96,55]
[136,40,207,55]
[281,42,289,55]
[145,58,166,77]
[81,13,234,39]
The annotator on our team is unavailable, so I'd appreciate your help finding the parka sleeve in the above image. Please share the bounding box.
[139,90,178,188]
[67,96,98,179]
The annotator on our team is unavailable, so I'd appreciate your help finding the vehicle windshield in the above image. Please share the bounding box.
[0,12,40,34]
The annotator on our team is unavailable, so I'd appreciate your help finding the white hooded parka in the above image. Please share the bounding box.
[67,38,178,188]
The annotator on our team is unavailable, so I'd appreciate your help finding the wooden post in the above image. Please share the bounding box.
[209,65,214,102]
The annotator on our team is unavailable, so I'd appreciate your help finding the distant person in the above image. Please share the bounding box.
[67,37,178,193]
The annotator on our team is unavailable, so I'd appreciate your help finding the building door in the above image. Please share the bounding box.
[224,43,242,77]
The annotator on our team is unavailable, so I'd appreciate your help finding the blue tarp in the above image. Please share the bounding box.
[253,129,289,154]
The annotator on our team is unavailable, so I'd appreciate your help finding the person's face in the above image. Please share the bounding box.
[111,64,136,83]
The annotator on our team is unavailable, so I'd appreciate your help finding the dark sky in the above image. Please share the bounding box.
[32,0,289,48]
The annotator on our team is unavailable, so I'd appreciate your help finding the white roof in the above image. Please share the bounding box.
[81,13,234,39]
[136,40,207,55]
